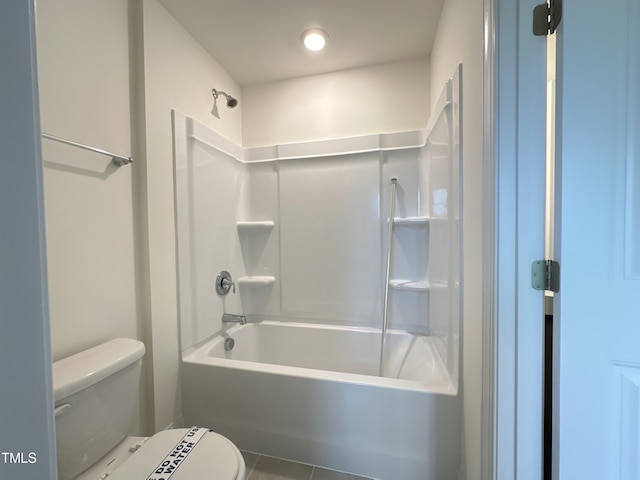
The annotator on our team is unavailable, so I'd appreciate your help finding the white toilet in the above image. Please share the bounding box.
[52,338,246,480]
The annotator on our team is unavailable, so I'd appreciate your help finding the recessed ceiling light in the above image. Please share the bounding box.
[302,28,328,51]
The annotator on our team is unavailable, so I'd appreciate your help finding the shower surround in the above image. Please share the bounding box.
[174,68,462,480]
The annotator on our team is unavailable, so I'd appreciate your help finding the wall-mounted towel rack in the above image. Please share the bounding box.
[42,133,133,167]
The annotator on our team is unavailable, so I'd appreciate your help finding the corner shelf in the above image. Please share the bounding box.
[238,276,276,287]
[389,279,430,293]
[236,221,275,231]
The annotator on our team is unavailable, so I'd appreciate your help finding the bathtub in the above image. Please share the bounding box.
[181,320,461,480]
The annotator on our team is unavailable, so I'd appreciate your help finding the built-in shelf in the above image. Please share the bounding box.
[389,279,430,293]
[236,221,275,231]
[237,276,276,287]
[393,216,430,226]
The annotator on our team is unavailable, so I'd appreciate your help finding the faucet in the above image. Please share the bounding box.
[222,313,246,325]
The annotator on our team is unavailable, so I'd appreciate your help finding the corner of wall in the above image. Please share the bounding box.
[428,0,484,478]
[138,0,243,433]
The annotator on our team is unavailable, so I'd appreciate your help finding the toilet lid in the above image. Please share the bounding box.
[108,428,244,480]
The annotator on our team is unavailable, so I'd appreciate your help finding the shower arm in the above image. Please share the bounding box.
[211,88,228,99]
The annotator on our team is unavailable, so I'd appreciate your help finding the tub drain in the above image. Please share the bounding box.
[224,337,235,351]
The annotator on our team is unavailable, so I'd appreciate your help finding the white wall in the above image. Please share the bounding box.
[242,57,430,147]
[429,0,484,478]
[36,0,146,434]
[37,0,136,362]
[138,0,242,431]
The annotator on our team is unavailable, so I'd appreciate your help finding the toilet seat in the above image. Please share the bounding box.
[107,429,245,480]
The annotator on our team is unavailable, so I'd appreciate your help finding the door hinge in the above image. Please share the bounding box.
[533,0,562,36]
[531,260,560,293]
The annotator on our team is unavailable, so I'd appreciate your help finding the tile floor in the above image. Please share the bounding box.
[241,451,373,480]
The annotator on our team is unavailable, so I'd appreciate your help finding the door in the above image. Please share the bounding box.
[0,1,58,479]
[554,0,640,478]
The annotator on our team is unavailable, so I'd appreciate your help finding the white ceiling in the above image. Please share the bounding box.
[158,0,445,86]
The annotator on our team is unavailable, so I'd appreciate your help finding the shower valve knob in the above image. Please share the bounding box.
[216,270,236,295]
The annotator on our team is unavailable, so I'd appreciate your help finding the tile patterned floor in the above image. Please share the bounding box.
[241,451,373,480]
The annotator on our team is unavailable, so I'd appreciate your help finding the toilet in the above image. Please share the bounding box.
[52,338,245,480]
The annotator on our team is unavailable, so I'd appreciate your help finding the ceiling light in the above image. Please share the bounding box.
[302,28,328,51]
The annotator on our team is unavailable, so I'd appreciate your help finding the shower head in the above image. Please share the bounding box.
[212,88,238,109]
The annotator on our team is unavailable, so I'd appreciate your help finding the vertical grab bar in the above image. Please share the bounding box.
[379,177,398,377]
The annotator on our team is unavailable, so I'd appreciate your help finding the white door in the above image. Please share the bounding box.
[555,0,640,478]
[0,1,58,479]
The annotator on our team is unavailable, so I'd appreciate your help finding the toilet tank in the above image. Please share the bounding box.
[52,338,145,480]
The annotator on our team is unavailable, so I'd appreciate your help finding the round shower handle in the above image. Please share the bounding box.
[216,270,236,295]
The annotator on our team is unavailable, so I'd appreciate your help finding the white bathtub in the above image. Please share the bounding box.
[181,320,461,480]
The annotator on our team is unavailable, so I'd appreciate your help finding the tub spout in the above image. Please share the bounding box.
[222,313,246,325]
